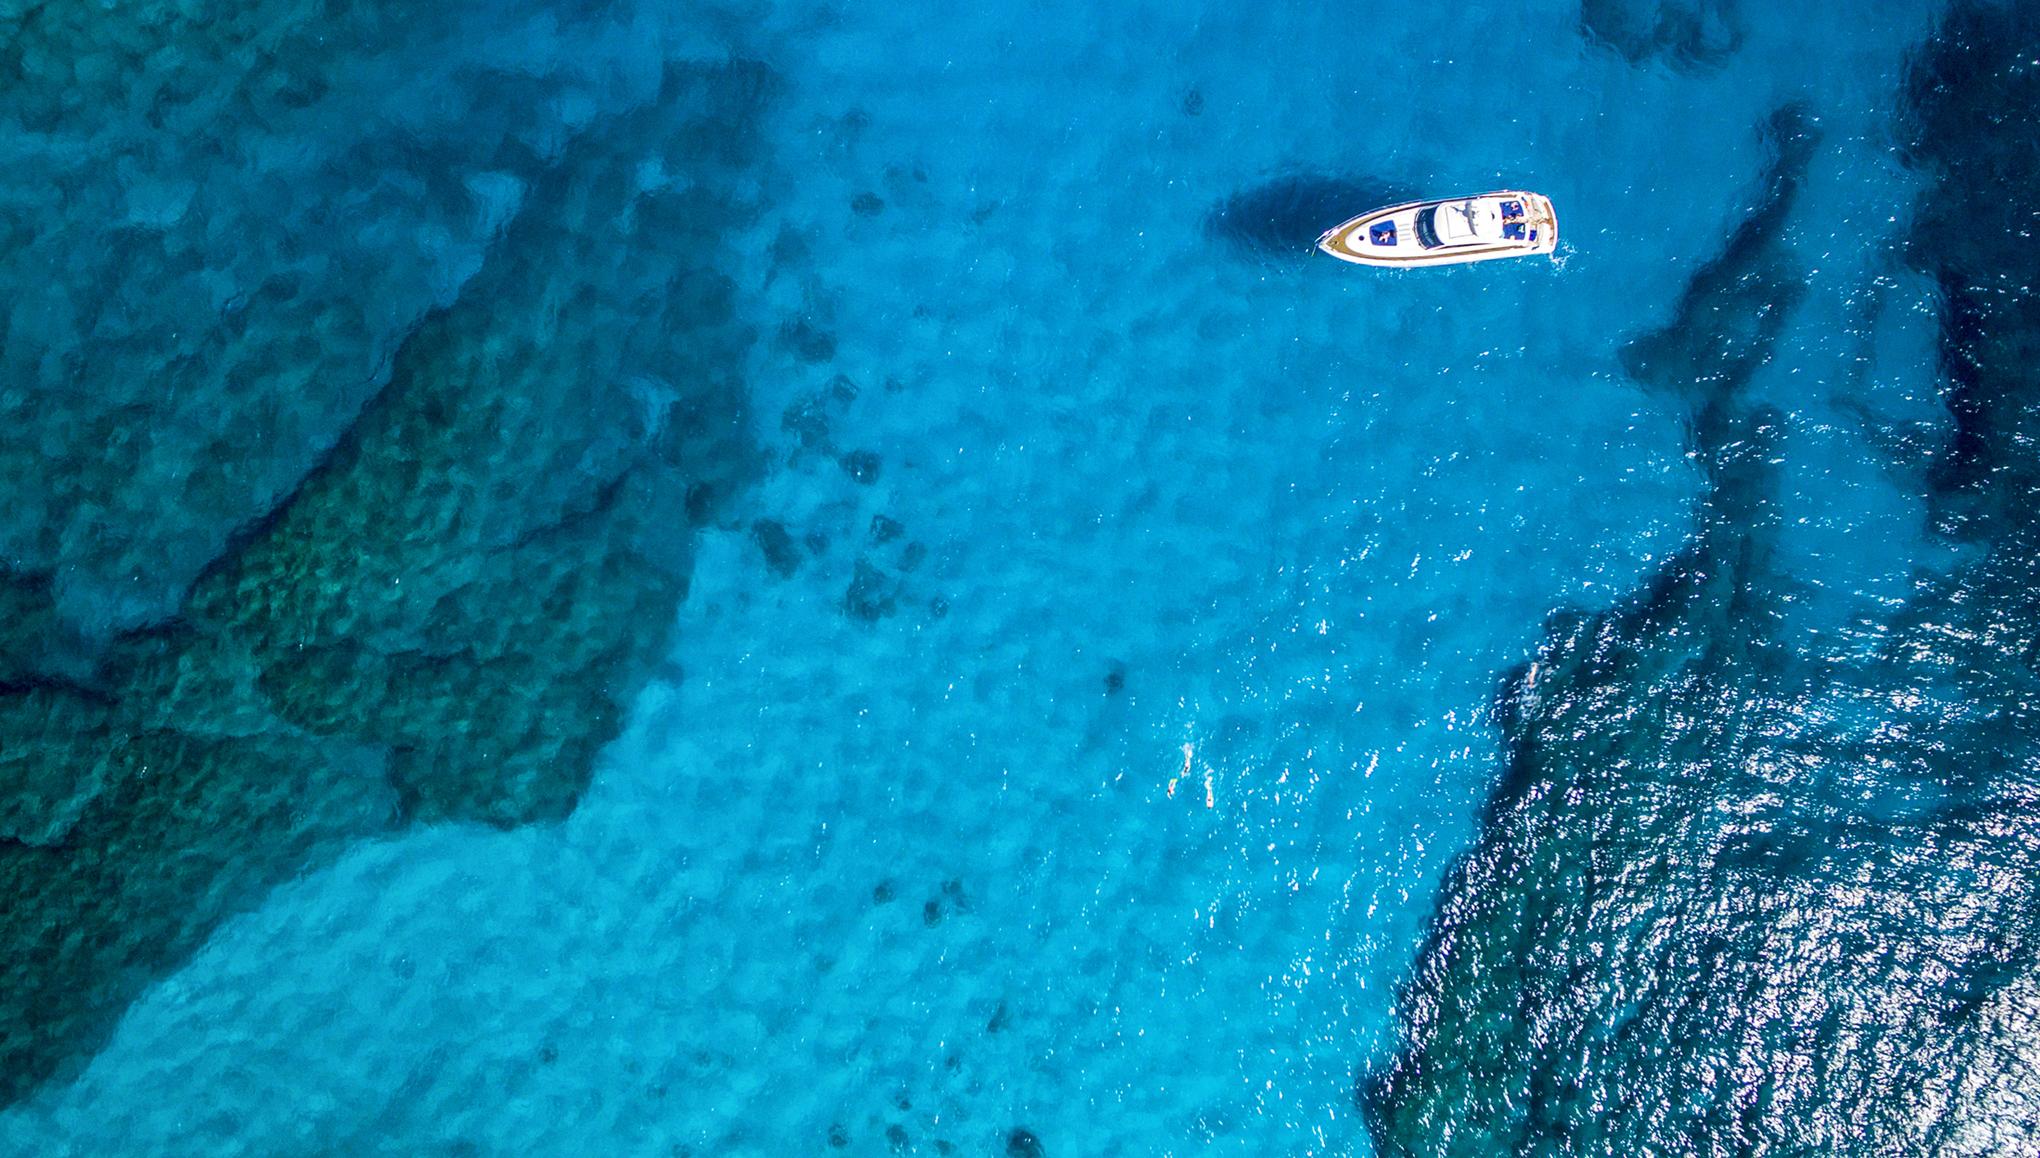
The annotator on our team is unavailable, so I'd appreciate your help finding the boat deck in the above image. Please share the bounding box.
[1319,192,1557,267]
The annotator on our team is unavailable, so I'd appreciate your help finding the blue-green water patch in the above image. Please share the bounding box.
[0,0,1997,1153]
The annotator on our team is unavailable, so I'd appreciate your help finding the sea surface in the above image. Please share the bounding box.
[0,0,2034,1154]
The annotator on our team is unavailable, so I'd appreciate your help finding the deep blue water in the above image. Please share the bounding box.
[2,0,2035,1153]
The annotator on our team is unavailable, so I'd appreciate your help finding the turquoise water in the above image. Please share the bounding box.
[3,0,2033,1153]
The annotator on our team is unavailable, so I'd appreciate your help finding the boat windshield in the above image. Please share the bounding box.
[1413,207,1442,249]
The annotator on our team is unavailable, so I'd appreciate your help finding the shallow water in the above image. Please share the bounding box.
[0,0,2020,1153]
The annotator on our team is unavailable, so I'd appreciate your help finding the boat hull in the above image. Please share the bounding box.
[1317,191,1558,267]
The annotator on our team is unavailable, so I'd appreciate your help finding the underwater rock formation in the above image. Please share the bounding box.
[1370,9,2040,1154]
[0,0,684,633]
[0,52,770,1104]
[1578,0,1743,70]
[1619,104,1815,410]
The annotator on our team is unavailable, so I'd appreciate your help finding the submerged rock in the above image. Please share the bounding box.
[1578,0,1744,70]
[0,55,772,1105]
[840,449,883,484]
[781,317,839,363]
[0,0,689,635]
[845,560,900,623]
[1370,15,2040,1153]
[753,518,805,577]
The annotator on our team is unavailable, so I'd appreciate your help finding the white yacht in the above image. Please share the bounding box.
[1318,191,1557,267]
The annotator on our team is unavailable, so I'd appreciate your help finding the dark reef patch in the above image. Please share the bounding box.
[783,395,835,450]
[767,223,810,279]
[845,560,901,623]
[0,575,98,689]
[780,317,839,363]
[940,877,969,911]
[1369,10,2040,1154]
[840,449,883,484]
[753,518,804,577]
[0,57,773,1105]
[0,1,682,634]
[1578,0,1744,70]
[1618,103,1817,411]
[782,377,859,458]
[1206,173,1414,262]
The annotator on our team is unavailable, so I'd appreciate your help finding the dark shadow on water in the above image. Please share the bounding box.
[1205,172,1415,263]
